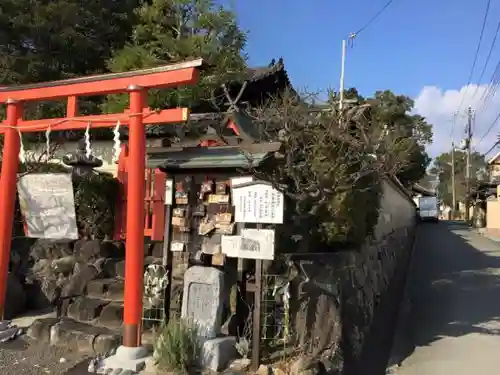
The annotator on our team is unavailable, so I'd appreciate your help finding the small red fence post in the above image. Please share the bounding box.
[151,169,166,241]
[114,148,166,242]
[114,144,128,240]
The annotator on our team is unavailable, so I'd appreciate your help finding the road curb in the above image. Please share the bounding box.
[476,228,500,244]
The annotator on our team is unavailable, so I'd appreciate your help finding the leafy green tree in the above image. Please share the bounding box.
[329,89,433,186]
[103,0,248,114]
[369,90,432,185]
[431,149,487,207]
[417,173,438,191]
[0,0,140,120]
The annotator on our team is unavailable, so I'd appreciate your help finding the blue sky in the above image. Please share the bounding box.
[229,0,497,97]
[221,0,500,156]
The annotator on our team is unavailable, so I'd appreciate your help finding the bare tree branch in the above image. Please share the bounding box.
[238,89,417,242]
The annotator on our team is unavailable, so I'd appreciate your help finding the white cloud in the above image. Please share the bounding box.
[413,84,500,158]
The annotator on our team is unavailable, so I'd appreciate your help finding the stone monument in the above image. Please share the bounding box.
[181,265,237,371]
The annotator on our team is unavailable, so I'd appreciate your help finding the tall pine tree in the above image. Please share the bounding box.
[103,0,248,114]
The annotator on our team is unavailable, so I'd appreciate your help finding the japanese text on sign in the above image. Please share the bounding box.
[232,181,284,224]
[17,173,78,239]
[221,228,275,260]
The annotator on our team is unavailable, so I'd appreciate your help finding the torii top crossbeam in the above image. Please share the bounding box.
[0,58,202,132]
[0,58,203,349]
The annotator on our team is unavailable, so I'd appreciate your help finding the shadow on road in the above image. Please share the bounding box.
[386,221,500,370]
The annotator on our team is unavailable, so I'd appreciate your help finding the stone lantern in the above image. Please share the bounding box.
[62,138,103,178]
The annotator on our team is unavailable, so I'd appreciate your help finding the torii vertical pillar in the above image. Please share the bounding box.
[0,100,22,318]
[0,60,202,367]
[123,87,147,347]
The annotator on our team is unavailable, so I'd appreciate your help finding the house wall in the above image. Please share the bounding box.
[487,198,500,231]
[374,178,416,240]
[27,138,170,176]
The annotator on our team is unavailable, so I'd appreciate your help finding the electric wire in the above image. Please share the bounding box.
[479,57,500,105]
[477,59,500,114]
[349,0,397,40]
[451,0,492,135]
[475,59,500,148]
[470,20,500,105]
[483,139,500,156]
[477,110,500,147]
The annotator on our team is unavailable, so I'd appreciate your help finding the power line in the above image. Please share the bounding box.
[350,0,397,38]
[479,60,500,103]
[477,58,500,113]
[452,0,492,129]
[470,20,500,104]
[477,110,500,147]
[341,0,399,108]
[483,139,499,156]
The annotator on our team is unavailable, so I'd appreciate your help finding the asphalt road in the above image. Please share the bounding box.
[388,221,500,375]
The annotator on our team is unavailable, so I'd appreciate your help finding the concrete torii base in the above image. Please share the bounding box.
[90,346,151,374]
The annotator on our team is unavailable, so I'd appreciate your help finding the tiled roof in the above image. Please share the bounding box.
[246,58,286,81]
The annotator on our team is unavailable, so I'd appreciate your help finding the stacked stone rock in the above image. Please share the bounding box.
[9,239,188,355]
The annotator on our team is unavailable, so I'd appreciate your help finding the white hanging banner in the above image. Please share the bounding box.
[221,228,275,260]
[17,173,78,239]
[232,181,284,224]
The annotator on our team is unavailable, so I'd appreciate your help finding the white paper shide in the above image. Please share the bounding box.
[232,181,284,224]
[17,173,78,239]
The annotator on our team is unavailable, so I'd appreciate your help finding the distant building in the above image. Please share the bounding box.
[487,150,500,183]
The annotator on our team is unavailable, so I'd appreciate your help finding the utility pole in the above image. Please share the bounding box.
[451,142,456,218]
[339,39,346,111]
[465,106,473,222]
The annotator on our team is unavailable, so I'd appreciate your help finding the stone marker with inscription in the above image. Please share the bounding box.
[181,266,224,338]
[181,266,237,371]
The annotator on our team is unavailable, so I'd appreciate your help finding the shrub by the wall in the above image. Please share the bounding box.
[73,172,119,239]
[320,173,382,248]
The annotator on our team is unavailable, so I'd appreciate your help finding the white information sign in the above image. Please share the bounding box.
[230,176,253,190]
[221,228,275,260]
[232,181,284,224]
[17,173,78,240]
[165,179,173,205]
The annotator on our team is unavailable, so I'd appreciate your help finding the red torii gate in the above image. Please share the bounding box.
[0,59,202,348]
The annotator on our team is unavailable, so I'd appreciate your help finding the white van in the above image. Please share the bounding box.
[415,196,439,222]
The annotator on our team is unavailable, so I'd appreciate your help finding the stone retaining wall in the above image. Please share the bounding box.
[286,179,416,374]
[8,239,188,320]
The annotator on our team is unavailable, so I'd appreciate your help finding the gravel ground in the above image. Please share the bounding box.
[0,336,90,375]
